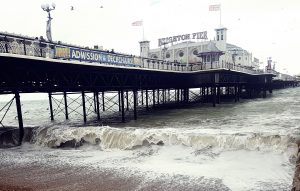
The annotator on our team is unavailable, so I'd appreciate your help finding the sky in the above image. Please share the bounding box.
[1,0,300,75]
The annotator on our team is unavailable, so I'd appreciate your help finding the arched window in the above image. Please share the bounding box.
[193,49,198,56]
[179,51,184,57]
[166,52,171,58]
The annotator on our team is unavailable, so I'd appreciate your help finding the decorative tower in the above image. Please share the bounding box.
[139,41,150,58]
[214,27,227,51]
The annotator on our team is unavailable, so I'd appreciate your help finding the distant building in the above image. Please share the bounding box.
[140,27,259,70]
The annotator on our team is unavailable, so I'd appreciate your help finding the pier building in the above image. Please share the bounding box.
[140,27,259,71]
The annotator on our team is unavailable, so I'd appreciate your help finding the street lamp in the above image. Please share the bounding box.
[41,3,56,42]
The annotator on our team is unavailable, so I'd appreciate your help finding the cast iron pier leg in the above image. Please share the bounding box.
[95,92,100,121]
[63,92,69,120]
[212,87,216,107]
[15,92,24,145]
[118,91,121,112]
[48,92,54,121]
[82,91,87,123]
[153,89,155,108]
[235,86,238,102]
[121,90,125,123]
[126,91,129,111]
[102,91,105,111]
[133,90,137,120]
[146,89,149,110]
[217,87,221,104]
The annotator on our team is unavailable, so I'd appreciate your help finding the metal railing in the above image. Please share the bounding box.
[0,35,268,75]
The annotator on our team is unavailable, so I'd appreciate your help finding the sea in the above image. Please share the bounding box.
[0,87,299,191]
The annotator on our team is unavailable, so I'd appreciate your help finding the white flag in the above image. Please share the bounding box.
[209,4,220,11]
[132,20,143,26]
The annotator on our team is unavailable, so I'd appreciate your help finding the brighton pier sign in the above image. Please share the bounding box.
[158,31,207,46]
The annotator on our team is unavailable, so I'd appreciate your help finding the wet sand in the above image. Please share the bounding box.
[0,163,229,191]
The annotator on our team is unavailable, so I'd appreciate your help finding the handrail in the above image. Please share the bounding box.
[0,35,274,75]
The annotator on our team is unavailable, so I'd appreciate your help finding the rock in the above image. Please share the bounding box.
[156,140,164,146]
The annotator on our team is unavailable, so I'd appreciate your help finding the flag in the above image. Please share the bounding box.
[132,20,143,26]
[209,4,220,11]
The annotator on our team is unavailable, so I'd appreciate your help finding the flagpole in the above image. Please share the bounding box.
[142,24,145,41]
[220,5,222,26]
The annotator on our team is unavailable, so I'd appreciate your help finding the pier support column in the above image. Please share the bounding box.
[126,91,129,111]
[162,89,165,104]
[238,85,241,101]
[152,89,155,108]
[177,89,180,103]
[217,86,221,104]
[157,89,160,105]
[48,92,54,121]
[93,92,97,112]
[263,77,267,98]
[201,87,205,102]
[121,90,125,123]
[262,87,267,98]
[15,92,24,145]
[82,91,87,123]
[212,86,216,107]
[146,89,149,110]
[184,88,189,103]
[63,92,69,120]
[141,90,144,105]
[95,92,100,121]
[133,90,137,120]
[234,86,238,102]
[102,91,105,111]
[118,91,121,112]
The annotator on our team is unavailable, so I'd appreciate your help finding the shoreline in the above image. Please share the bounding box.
[0,162,230,191]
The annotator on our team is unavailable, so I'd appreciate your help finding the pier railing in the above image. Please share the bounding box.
[0,33,268,75]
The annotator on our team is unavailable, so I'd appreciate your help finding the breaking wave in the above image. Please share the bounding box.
[31,125,297,153]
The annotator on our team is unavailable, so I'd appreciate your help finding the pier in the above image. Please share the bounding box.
[0,32,298,145]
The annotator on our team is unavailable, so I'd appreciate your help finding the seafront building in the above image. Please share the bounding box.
[139,27,260,71]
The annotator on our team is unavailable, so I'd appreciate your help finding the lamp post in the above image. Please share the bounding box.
[41,3,56,42]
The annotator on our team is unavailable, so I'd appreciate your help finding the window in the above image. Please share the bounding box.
[217,35,219,41]
[239,57,241,60]
[193,49,198,55]
[179,51,184,57]
[166,52,170,58]
[221,35,223,40]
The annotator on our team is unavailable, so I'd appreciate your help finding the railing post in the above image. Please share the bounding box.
[4,37,9,53]
[23,39,27,55]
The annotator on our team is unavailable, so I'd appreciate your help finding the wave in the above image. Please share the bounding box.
[30,126,297,153]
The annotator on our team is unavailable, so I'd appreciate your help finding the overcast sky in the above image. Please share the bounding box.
[1,0,300,75]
